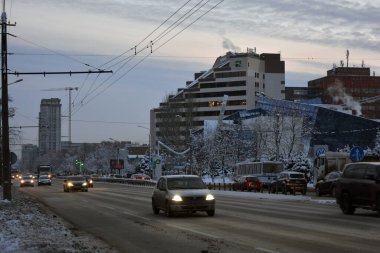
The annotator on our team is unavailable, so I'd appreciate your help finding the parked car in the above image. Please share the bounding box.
[38,175,52,186]
[270,171,307,195]
[232,175,261,191]
[255,174,278,192]
[152,175,215,217]
[335,162,380,215]
[20,174,35,187]
[63,176,89,192]
[315,171,341,196]
[131,173,151,180]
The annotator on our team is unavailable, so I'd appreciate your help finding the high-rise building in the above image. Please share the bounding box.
[38,98,61,155]
[308,67,380,119]
[21,144,38,173]
[151,50,285,152]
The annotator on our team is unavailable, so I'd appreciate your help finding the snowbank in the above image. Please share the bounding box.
[0,188,119,253]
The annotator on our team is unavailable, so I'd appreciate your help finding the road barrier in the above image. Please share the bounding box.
[93,177,157,187]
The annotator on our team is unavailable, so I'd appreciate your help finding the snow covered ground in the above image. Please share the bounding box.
[0,187,120,253]
[0,182,336,253]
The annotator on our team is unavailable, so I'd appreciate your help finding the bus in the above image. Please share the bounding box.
[37,165,53,178]
[234,161,284,176]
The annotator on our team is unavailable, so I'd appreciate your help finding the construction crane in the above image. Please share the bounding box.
[41,87,78,144]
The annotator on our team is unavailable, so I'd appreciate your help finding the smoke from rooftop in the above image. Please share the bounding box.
[328,80,362,116]
[222,38,241,52]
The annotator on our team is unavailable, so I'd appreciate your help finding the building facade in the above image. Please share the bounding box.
[227,97,380,153]
[38,98,61,155]
[308,67,380,119]
[151,50,285,152]
[21,144,39,173]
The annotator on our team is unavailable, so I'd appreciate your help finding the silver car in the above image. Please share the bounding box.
[152,175,215,217]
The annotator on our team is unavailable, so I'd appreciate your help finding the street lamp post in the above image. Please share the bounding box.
[138,126,151,171]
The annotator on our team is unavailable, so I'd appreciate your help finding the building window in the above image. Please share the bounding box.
[255,82,259,88]
[209,101,215,107]
[263,83,265,89]
[235,60,242,67]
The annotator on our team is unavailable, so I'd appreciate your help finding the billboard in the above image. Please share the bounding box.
[110,159,124,170]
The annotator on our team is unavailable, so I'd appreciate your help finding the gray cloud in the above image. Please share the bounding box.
[18,0,380,53]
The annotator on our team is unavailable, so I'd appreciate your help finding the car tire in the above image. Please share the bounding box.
[331,187,336,197]
[315,186,321,196]
[377,195,380,215]
[165,202,173,217]
[341,192,355,215]
[152,200,160,215]
[207,210,215,217]
[302,188,307,195]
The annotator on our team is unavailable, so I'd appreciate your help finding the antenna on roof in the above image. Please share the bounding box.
[346,49,349,67]
[362,60,365,68]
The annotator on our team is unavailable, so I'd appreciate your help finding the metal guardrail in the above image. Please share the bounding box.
[206,182,309,196]
[93,177,157,187]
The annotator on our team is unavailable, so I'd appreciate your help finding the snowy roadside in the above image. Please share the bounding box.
[0,187,120,253]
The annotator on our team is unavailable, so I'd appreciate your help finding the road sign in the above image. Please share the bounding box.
[350,147,364,162]
[315,147,326,157]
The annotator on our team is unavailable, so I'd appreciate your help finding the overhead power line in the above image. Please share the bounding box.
[72,0,225,115]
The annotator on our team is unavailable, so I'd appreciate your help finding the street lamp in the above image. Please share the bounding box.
[138,125,151,170]
[0,78,22,89]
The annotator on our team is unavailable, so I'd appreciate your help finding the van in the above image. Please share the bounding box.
[335,162,380,215]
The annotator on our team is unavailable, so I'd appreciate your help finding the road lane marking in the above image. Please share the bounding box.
[167,224,220,240]
[122,210,151,221]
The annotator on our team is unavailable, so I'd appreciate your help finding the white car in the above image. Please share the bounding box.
[38,175,52,186]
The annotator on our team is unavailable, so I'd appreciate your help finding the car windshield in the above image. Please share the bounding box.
[167,177,207,190]
[68,176,85,181]
[40,175,49,179]
[257,176,276,182]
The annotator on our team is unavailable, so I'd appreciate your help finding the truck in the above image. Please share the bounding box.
[37,165,52,179]
[314,151,351,181]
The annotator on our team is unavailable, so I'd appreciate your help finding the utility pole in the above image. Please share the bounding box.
[1,0,15,200]
[1,2,111,200]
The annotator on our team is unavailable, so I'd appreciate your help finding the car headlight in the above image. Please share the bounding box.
[67,182,74,187]
[206,194,215,201]
[82,182,87,186]
[21,180,25,183]
[31,180,34,183]
[88,180,93,184]
[172,195,183,202]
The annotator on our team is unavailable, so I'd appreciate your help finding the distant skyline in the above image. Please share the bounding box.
[6,0,380,155]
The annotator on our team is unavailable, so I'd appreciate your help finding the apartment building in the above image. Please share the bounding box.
[151,50,285,152]
[38,98,62,155]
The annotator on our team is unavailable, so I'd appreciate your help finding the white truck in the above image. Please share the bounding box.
[314,151,351,181]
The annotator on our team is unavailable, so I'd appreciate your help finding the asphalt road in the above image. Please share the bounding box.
[19,179,380,253]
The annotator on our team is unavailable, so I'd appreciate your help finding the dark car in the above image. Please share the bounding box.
[84,176,94,188]
[232,175,261,191]
[315,171,341,197]
[20,175,35,187]
[255,174,278,192]
[335,162,380,215]
[152,175,215,217]
[271,171,307,195]
[63,176,89,192]
[38,175,52,186]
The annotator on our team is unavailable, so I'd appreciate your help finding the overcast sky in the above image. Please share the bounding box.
[5,0,380,155]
